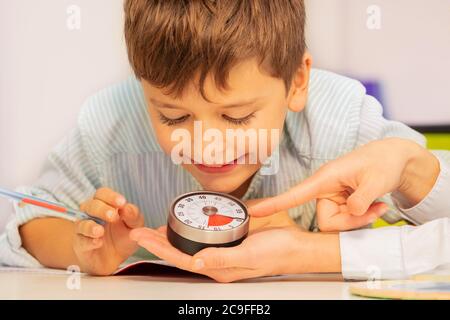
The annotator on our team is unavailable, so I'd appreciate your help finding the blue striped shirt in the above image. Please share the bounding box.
[1,69,449,278]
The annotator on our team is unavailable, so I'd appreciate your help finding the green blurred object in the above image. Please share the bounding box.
[373,218,407,228]
[424,133,450,150]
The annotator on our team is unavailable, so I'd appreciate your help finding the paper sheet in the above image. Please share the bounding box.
[0,266,79,275]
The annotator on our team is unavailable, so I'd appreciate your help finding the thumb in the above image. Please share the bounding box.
[193,247,248,270]
[347,180,384,216]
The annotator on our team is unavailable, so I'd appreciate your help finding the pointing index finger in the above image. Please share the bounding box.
[248,174,323,217]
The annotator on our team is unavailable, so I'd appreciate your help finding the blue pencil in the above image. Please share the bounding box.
[0,187,106,225]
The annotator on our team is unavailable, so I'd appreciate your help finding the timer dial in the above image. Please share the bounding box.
[167,191,249,255]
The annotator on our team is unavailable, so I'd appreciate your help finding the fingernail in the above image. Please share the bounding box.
[126,205,136,217]
[193,259,204,270]
[116,196,126,206]
[93,226,103,236]
[369,215,378,224]
[378,206,389,216]
[106,210,116,221]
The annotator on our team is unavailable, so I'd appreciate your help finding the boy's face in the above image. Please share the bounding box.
[141,56,311,197]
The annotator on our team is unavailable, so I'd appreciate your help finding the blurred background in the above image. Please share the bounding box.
[1,0,449,229]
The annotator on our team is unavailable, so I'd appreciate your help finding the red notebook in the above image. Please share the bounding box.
[113,260,206,278]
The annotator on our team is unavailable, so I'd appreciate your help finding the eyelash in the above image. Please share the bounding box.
[222,113,256,126]
[158,112,256,126]
[158,113,190,126]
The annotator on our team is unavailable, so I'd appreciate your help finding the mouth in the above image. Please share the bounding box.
[192,154,247,174]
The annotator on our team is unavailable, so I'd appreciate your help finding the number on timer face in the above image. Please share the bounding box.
[173,194,246,231]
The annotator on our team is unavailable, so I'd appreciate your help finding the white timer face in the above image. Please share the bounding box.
[173,193,247,231]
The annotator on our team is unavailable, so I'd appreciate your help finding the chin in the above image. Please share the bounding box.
[197,178,242,194]
[184,163,260,195]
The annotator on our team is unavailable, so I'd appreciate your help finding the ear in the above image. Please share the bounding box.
[287,52,313,113]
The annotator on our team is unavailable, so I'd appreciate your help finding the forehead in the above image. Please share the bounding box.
[141,58,285,106]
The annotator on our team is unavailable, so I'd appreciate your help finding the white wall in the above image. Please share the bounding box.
[305,0,450,125]
[0,0,131,229]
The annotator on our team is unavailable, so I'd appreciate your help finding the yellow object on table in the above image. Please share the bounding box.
[350,279,450,300]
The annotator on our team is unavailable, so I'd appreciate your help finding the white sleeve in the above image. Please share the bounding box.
[391,152,450,224]
[0,216,43,268]
[0,114,101,268]
[339,95,450,280]
[339,218,450,280]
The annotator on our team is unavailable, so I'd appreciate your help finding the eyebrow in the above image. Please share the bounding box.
[148,97,261,110]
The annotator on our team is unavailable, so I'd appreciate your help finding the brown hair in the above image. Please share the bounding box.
[124,0,306,100]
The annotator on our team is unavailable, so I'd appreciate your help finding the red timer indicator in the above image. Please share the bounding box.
[201,205,244,227]
[167,191,249,255]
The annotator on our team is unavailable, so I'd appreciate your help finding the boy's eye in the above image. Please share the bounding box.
[158,113,190,126]
[222,113,255,126]
[158,112,256,126]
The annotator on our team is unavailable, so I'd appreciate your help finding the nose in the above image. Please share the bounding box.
[189,120,241,165]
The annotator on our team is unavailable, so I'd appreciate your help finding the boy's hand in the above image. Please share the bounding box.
[248,138,440,232]
[74,187,145,275]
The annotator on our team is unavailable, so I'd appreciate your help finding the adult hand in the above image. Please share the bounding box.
[250,138,440,231]
[129,225,341,283]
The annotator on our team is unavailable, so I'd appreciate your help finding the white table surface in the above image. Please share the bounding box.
[0,267,366,300]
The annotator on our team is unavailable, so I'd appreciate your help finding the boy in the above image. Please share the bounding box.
[1,0,449,280]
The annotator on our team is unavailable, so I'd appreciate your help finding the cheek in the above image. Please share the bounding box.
[156,130,176,154]
[253,109,287,155]
[148,116,178,155]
